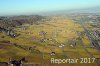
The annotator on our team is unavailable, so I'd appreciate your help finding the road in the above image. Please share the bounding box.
[79,21,100,66]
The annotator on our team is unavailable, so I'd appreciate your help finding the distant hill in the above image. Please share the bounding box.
[68,6,100,13]
[0,15,44,29]
[40,6,100,16]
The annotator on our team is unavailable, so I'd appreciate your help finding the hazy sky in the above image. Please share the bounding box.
[0,0,100,16]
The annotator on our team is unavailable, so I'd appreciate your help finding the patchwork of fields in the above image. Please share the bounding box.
[0,16,100,66]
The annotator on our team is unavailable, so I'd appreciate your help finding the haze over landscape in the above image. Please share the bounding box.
[0,0,100,16]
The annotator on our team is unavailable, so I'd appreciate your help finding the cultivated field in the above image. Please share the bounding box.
[0,16,99,66]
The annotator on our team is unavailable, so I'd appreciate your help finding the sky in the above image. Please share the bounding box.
[0,0,100,16]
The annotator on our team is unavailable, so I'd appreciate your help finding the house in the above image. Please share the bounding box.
[51,52,55,56]
[40,38,47,42]
[39,31,47,36]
